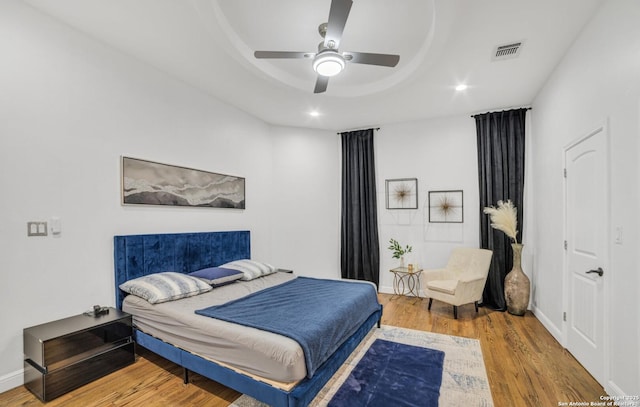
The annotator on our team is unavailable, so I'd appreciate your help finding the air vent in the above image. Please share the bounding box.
[492,41,523,61]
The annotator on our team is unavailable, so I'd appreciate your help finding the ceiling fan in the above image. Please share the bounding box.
[254,0,400,94]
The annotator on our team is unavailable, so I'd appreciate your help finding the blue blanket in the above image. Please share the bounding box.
[196,277,381,378]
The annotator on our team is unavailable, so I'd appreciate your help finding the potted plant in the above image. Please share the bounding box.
[388,238,412,268]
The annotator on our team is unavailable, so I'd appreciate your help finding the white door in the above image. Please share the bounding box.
[564,123,608,385]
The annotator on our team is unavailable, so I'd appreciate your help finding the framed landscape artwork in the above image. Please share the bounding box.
[386,178,418,209]
[121,157,245,209]
[428,190,463,223]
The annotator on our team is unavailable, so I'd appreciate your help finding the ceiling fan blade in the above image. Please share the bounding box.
[314,76,329,94]
[254,51,314,59]
[324,0,353,49]
[344,52,400,67]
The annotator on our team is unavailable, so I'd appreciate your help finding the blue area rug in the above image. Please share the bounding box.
[328,339,444,407]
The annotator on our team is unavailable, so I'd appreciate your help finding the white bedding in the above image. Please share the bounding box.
[122,272,307,385]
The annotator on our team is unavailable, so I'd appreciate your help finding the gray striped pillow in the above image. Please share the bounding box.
[220,259,276,281]
[120,272,212,304]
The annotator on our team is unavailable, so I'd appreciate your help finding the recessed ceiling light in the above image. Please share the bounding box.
[455,84,468,91]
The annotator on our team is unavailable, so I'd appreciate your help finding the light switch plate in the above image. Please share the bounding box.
[27,221,48,237]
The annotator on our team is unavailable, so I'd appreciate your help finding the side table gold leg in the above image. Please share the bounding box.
[393,273,400,295]
[407,274,416,296]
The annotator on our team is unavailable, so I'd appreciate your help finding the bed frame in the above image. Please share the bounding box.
[114,230,381,407]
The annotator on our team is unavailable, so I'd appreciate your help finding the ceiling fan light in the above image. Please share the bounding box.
[313,52,345,77]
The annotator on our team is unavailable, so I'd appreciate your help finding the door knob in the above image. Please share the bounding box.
[585,267,604,277]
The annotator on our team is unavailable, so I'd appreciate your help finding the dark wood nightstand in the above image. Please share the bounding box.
[23,308,135,401]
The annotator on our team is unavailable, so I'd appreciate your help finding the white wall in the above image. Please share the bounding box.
[0,1,276,390]
[269,126,341,280]
[531,0,640,396]
[376,116,480,293]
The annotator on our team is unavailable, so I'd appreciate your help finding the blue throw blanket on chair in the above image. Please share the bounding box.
[196,277,381,378]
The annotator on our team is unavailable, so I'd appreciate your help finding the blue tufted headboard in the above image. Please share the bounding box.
[114,230,250,309]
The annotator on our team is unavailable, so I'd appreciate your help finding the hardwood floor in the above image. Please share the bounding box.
[379,295,604,406]
[0,293,604,407]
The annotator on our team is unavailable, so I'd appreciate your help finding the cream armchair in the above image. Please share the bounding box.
[423,248,493,319]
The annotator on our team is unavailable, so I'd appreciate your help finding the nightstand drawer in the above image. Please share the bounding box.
[24,341,134,401]
[24,311,132,369]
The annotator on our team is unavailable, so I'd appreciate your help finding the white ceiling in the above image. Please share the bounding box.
[24,0,604,131]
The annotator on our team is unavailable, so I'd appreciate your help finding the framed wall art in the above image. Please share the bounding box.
[428,190,463,223]
[121,156,245,209]
[385,178,418,209]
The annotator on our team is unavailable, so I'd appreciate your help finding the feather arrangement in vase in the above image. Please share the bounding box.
[483,200,519,243]
[483,199,529,316]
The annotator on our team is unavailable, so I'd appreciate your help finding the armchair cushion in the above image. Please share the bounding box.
[426,279,457,295]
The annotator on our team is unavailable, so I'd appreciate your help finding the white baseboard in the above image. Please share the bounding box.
[531,305,565,346]
[0,368,23,394]
[605,380,631,402]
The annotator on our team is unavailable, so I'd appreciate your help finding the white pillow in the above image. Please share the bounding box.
[120,272,212,304]
[220,259,276,281]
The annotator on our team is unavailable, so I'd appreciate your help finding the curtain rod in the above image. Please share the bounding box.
[470,106,532,118]
[337,127,380,135]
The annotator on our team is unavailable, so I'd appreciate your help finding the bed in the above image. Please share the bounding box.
[114,230,382,407]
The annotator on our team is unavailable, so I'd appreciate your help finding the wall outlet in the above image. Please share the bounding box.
[50,217,61,236]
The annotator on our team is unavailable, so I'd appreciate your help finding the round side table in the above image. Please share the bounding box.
[389,267,423,297]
